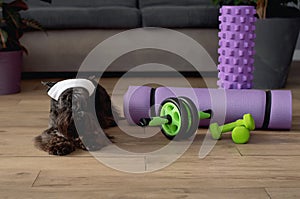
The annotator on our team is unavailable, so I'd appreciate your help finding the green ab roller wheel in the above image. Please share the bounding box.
[159,97,200,140]
[139,97,211,140]
[159,97,189,140]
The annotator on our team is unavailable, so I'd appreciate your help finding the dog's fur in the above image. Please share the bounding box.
[34,79,118,156]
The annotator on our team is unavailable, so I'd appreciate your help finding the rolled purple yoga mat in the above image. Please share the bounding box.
[123,86,292,130]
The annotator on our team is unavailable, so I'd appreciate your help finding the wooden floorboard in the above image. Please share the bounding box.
[0,62,300,198]
[0,187,270,199]
[266,188,300,199]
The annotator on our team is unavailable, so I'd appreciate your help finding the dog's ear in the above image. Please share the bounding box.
[88,76,100,86]
[41,81,56,90]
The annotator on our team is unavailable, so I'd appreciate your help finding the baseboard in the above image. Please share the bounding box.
[21,71,218,79]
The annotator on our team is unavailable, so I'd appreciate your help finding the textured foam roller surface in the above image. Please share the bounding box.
[217,6,256,89]
[123,86,292,130]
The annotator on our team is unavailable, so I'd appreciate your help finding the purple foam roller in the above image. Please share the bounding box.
[123,86,292,130]
[217,6,256,89]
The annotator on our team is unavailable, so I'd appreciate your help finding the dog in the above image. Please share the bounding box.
[34,78,118,156]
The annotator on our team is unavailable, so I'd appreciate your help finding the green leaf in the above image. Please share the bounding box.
[19,43,28,55]
[22,18,44,31]
[8,0,28,11]
[212,0,220,5]
[0,28,8,48]
[3,5,23,29]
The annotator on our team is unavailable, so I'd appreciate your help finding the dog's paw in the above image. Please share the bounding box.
[73,137,87,150]
[48,136,75,156]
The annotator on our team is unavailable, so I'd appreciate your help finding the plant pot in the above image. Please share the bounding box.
[217,6,256,89]
[0,51,22,95]
[253,18,300,89]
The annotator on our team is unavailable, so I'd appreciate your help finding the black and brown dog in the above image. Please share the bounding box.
[34,78,118,156]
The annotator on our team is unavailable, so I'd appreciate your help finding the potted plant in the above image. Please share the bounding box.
[213,0,300,89]
[0,0,51,95]
[254,0,300,89]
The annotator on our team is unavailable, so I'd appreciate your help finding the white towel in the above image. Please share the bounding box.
[48,79,96,101]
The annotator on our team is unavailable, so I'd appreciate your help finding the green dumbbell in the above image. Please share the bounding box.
[209,113,255,144]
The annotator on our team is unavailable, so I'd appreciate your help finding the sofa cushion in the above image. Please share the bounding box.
[21,7,141,29]
[141,6,219,28]
[138,0,214,8]
[26,0,138,8]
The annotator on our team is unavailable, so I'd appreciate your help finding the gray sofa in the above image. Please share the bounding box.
[21,0,220,73]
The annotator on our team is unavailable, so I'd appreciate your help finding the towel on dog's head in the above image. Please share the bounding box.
[47,79,96,101]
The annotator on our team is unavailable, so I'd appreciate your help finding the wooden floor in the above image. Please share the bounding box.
[1,62,300,198]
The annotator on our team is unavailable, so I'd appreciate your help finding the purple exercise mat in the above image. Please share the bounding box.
[123,86,292,130]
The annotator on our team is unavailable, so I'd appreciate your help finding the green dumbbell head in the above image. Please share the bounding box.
[240,113,255,131]
[231,126,250,144]
[209,123,222,140]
